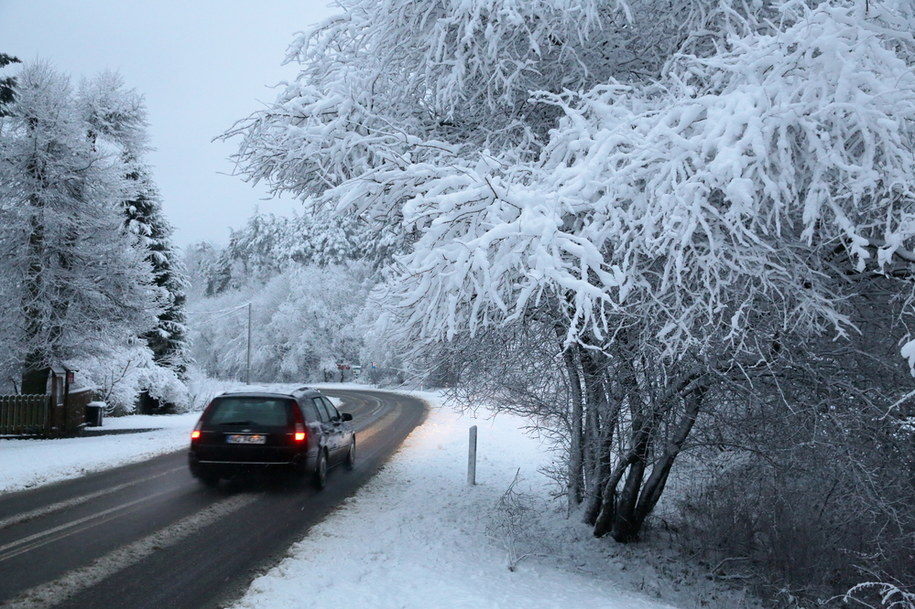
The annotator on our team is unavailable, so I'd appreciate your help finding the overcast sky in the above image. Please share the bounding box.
[0,0,339,248]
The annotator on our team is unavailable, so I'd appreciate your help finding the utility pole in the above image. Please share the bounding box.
[245,302,252,384]
[468,426,478,485]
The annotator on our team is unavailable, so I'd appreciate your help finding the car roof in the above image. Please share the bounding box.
[214,386,320,400]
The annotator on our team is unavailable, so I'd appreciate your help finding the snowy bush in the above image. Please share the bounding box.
[845,582,915,609]
[69,340,188,415]
[182,366,233,411]
[486,469,550,571]
[671,305,915,600]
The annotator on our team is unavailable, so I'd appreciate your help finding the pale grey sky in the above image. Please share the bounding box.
[0,0,338,248]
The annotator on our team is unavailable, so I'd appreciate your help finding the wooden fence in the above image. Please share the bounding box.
[0,394,50,435]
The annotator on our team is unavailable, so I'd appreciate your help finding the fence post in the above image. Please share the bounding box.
[468,425,478,486]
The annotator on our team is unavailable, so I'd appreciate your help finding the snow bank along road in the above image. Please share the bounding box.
[0,389,427,609]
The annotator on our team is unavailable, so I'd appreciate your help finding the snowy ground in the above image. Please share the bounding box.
[0,411,201,493]
[0,385,758,609]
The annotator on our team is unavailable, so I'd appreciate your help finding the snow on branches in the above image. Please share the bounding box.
[229,0,915,362]
[225,0,637,202]
[530,0,915,353]
[372,0,915,356]
[225,0,915,559]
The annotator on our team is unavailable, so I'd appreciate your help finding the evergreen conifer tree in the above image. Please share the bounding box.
[0,53,20,116]
[122,160,191,411]
[78,70,191,411]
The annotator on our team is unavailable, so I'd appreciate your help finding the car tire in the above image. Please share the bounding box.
[314,449,328,490]
[345,438,356,470]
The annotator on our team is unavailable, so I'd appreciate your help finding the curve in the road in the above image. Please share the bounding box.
[0,388,427,609]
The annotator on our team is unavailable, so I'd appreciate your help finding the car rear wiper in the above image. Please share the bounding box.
[218,420,255,426]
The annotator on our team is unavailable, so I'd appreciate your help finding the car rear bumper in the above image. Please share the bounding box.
[188,448,315,477]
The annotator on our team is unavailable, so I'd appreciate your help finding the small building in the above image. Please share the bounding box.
[0,366,94,436]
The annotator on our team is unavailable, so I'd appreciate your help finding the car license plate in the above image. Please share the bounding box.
[226,434,266,445]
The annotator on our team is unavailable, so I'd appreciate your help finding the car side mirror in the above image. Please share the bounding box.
[341,412,353,422]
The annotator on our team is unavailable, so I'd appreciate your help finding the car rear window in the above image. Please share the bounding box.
[205,397,293,427]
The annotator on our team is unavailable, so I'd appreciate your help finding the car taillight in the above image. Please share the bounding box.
[191,418,204,442]
[294,422,306,443]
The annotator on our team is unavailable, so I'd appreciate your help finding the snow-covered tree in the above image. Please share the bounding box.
[78,70,191,410]
[197,209,392,297]
[78,70,149,157]
[0,53,20,116]
[228,0,915,563]
[122,161,191,410]
[0,62,161,394]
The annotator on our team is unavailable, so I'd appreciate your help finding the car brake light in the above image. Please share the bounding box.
[191,417,204,442]
[294,423,306,442]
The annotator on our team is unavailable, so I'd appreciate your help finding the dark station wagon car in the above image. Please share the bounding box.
[188,387,355,488]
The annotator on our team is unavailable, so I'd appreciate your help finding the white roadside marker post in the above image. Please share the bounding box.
[468,425,478,485]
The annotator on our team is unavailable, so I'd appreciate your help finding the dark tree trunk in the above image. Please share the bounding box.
[609,415,655,542]
[632,388,704,530]
[592,370,707,542]
[560,341,585,507]
[580,346,602,495]
[583,424,615,525]
[592,451,634,538]
[581,347,621,525]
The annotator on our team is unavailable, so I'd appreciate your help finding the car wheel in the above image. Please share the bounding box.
[314,449,328,490]
[345,438,356,470]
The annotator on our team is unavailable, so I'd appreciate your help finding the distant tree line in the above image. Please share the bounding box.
[184,212,383,385]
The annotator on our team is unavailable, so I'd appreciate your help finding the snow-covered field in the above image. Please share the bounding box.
[0,386,756,609]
